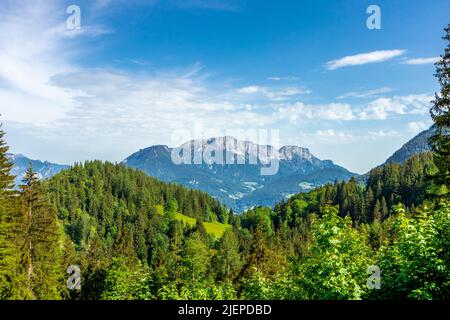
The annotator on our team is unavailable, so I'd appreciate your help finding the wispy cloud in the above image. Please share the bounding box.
[326,49,405,70]
[56,25,113,38]
[0,1,273,160]
[337,87,393,99]
[266,76,300,81]
[170,0,242,11]
[238,85,311,101]
[315,129,355,142]
[367,130,400,139]
[288,129,400,147]
[402,57,440,65]
[93,0,240,12]
[0,1,89,124]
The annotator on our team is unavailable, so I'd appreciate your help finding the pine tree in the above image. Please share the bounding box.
[0,124,26,299]
[195,218,208,238]
[373,199,382,222]
[367,186,374,207]
[239,222,286,279]
[81,234,108,300]
[114,224,138,265]
[18,164,63,299]
[381,196,388,219]
[429,25,450,191]
[284,205,293,225]
[167,220,183,281]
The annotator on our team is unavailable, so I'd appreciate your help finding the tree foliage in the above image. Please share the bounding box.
[430,24,450,190]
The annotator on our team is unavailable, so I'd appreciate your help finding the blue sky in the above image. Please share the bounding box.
[0,0,449,173]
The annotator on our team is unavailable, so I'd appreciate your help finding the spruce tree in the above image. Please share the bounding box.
[429,25,450,192]
[114,224,138,265]
[373,199,382,222]
[0,124,26,299]
[19,164,63,299]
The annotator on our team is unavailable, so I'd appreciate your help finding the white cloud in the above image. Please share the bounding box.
[276,102,355,124]
[287,129,401,148]
[57,25,113,38]
[274,94,432,124]
[238,85,310,101]
[367,130,399,138]
[239,86,261,94]
[4,66,278,163]
[326,49,405,70]
[0,0,110,124]
[359,94,432,120]
[0,0,275,163]
[408,121,429,133]
[337,87,393,99]
[316,129,354,141]
[403,57,440,65]
[267,76,300,81]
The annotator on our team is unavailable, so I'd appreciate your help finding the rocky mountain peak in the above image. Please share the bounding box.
[278,145,314,161]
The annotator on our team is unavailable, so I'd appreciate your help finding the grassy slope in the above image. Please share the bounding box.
[155,205,231,238]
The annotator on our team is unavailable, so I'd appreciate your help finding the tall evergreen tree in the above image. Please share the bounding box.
[114,224,138,265]
[373,199,382,222]
[19,164,63,299]
[430,25,450,192]
[0,124,26,299]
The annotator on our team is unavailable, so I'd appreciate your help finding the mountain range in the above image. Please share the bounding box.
[8,154,68,187]
[123,136,356,211]
[9,126,436,211]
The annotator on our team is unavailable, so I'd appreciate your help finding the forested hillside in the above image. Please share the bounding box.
[47,160,228,232]
[274,153,435,227]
